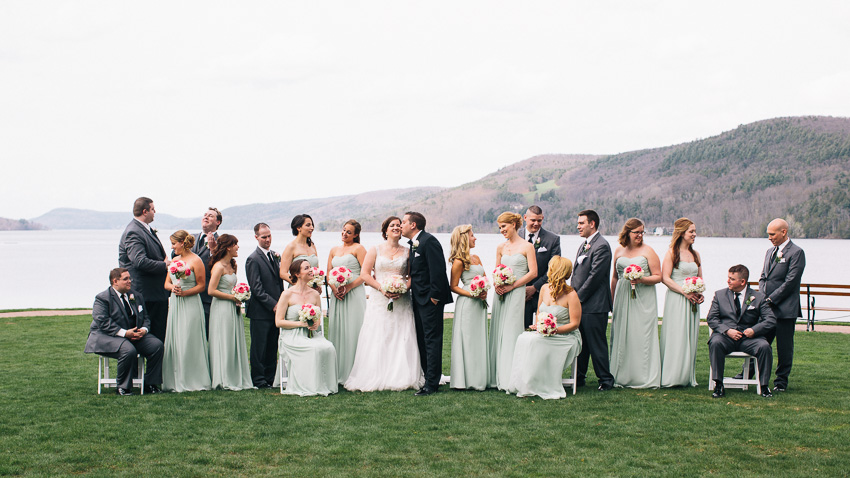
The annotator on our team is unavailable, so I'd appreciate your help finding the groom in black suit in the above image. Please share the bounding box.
[119,197,170,341]
[245,223,284,389]
[521,205,561,328]
[402,211,452,396]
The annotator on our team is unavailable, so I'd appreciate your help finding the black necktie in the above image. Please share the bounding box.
[528,233,534,244]
[407,239,413,276]
[267,251,275,265]
[734,292,741,317]
[770,246,778,263]
[121,294,135,326]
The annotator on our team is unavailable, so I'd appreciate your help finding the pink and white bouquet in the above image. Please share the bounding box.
[231,282,251,302]
[469,275,490,309]
[307,267,325,289]
[623,264,645,299]
[537,312,558,336]
[681,276,706,313]
[492,264,517,302]
[298,303,322,338]
[169,260,192,288]
[329,266,353,287]
[381,275,408,311]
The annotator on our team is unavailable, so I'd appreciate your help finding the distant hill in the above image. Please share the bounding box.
[0,217,46,231]
[27,116,850,238]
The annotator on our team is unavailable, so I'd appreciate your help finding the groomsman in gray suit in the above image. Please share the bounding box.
[571,210,615,390]
[522,205,561,328]
[759,218,805,392]
[84,268,164,395]
[119,197,170,341]
[707,264,776,398]
[191,207,222,334]
[245,223,283,388]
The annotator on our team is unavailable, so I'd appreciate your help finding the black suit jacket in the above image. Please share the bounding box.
[522,227,561,291]
[409,231,453,306]
[119,219,168,302]
[706,287,776,337]
[570,233,612,314]
[193,232,217,306]
[84,288,150,354]
[245,247,284,321]
[758,241,805,319]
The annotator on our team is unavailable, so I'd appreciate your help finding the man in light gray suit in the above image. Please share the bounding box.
[84,268,163,395]
[522,205,562,329]
[759,218,805,392]
[571,209,614,391]
[707,264,776,398]
[245,223,284,388]
[119,197,170,341]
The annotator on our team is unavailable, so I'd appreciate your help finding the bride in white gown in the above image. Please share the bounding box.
[344,216,425,392]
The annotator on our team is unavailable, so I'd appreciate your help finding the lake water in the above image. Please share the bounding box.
[1,229,846,321]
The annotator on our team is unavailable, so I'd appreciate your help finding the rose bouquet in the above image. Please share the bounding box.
[298,303,322,338]
[381,275,408,311]
[492,264,516,302]
[307,267,325,289]
[469,274,490,309]
[681,276,705,312]
[329,266,353,287]
[169,260,192,288]
[623,264,645,299]
[537,312,558,336]
[231,282,251,302]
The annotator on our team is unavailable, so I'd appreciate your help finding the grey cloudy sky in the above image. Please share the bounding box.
[2,1,849,219]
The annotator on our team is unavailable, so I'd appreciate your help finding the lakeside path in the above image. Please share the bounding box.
[2,309,848,334]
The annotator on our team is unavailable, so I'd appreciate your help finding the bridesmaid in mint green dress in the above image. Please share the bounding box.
[162,230,211,392]
[448,225,489,390]
[326,220,367,384]
[207,234,253,391]
[279,214,320,290]
[274,259,338,396]
[488,212,538,390]
[507,256,582,400]
[660,218,705,387]
[609,219,662,389]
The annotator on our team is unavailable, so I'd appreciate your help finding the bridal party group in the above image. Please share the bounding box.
[85,196,805,400]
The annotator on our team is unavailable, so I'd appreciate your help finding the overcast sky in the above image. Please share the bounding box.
[2,1,849,219]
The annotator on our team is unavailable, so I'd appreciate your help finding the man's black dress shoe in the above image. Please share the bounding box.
[144,384,163,394]
[414,388,436,396]
[774,384,786,392]
[576,379,586,387]
[597,383,613,391]
[711,384,725,398]
[761,387,773,398]
[116,387,134,396]
[733,370,755,380]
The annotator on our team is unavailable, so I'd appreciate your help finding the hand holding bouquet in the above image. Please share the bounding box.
[681,276,706,312]
[493,264,516,302]
[307,268,325,289]
[623,264,645,299]
[169,260,192,289]
[469,275,490,309]
[381,275,408,311]
[537,312,558,336]
[298,303,322,338]
[231,282,251,302]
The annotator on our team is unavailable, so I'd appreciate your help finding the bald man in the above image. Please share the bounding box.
[758,218,805,392]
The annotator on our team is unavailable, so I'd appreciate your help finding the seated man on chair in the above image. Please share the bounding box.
[84,268,164,395]
[707,264,776,398]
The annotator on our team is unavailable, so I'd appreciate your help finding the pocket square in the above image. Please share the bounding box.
[747,305,756,310]
[779,258,786,263]
[415,252,421,258]
[137,305,143,312]
[577,255,587,264]
[538,247,548,252]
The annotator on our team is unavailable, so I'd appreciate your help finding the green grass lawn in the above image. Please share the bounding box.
[1,314,848,477]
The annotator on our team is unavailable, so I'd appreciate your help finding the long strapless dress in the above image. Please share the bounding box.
[506,304,582,399]
[209,273,254,391]
[328,254,367,384]
[660,262,700,387]
[450,264,489,390]
[163,271,211,392]
[278,304,338,396]
[487,253,529,390]
[610,256,661,388]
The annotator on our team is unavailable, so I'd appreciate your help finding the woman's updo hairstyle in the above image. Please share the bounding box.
[170,230,195,250]
[289,258,309,285]
[291,214,314,247]
[496,211,523,229]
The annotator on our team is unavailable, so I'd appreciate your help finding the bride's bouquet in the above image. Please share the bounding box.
[492,264,516,302]
[231,282,251,302]
[329,266,353,287]
[169,260,192,288]
[307,267,325,289]
[381,275,408,312]
[623,264,645,299]
[537,312,558,336]
[681,276,706,313]
[298,303,322,338]
[469,275,490,309]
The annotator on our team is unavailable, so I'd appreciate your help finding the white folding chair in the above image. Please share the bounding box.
[561,356,579,395]
[708,329,762,395]
[97,354,145,394]
[278,353,289,394]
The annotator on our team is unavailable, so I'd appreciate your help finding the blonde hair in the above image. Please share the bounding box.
[547,256,574,299]
[449,224,473,271]
[170,230,195,250]
[618,218,644,247]
[670,217,700,268]
[497,211,523,229]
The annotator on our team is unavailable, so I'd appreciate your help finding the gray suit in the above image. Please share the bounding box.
[759,240,805,388]
[707,287,776,387]
[570,233,614,386]
[84,288,163,390]
[245,247,284,387]
[119,219,168,340]
[522,227,561,328]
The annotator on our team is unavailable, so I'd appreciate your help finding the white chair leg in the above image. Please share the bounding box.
[742,357,750,391]
[752,357,761,395]
[571,357,578,395]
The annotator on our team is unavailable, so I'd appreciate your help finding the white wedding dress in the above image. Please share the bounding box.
[344,244,425,392]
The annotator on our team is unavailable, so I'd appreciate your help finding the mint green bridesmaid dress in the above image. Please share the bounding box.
[279,304,338,396]
[163,271,211,392]
[660,262,700,387]
[328,254,366,384]
[209,273,253,391]
[487,253,528,390]
[450,264,489,390]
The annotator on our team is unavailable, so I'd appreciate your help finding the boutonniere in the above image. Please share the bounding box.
[774,251,783,263]
[151,227,158,235]
[745,296,755,306]
[534,238,541,250]
[583,243,591,253]
[128,294,136,304]
[272,251,281,261]
[412,240,419,251]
